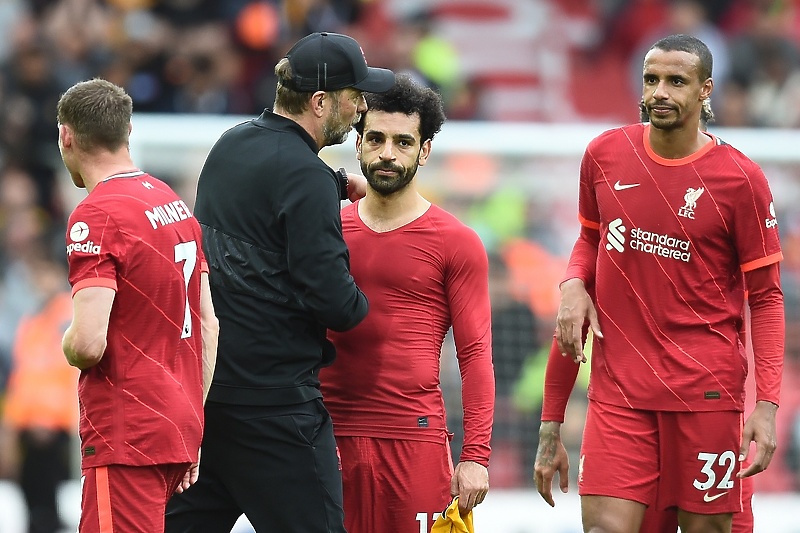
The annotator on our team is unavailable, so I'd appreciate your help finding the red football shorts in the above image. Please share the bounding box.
[337,435,454,533]
[640,474,753,532]
[580,400,743,515]
[79,463,189,533]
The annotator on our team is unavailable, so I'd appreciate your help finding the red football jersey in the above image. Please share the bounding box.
[321,203,494,465]
[580,124,782,412]
[66,171,206,468]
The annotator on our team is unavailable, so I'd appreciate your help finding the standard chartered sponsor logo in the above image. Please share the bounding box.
[630,228,691,261]
[605,218,626,252]
[605,218,691,262]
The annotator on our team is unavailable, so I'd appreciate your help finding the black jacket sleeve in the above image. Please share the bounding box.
[280,164,368,331]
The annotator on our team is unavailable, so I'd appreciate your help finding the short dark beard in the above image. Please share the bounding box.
[360,158,418,196]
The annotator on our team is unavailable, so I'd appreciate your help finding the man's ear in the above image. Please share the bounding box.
[700,77,713,101]
[418,139,432,167]
[59,124,72,148]
[312,91,326,118]
[355,133,362,160]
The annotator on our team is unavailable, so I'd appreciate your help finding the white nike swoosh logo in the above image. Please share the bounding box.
[703,491,728,502]
[613,180,641,190]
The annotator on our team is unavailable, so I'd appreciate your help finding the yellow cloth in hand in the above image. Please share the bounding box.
[430,497,474,533]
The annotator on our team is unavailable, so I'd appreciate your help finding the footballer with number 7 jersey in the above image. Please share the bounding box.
[537,34,783,533]
[58,79,218,533]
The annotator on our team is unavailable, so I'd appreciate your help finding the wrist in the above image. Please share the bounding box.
[559,277,586,292]
[539,420,563,434]
[336,167,349,200]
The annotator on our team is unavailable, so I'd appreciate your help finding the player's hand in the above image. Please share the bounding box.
[534,421,570,507]
[345,172,367,202]
[556,278,601,363]
[175,449,201,493]
[450,461,489,513]
[738,400,778,478]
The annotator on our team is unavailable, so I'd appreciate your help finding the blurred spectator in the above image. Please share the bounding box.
[0,38,62,215]
[0,1,28,64]
[744,37,800,127]
[628,0,731,100]
[381,10,464,116]
[42,0,113,90]
[722,0,800,127]
[104,9,177,112]
[489,253,541,400]
[0,167,53,392]
[488,252,542,487]
[168,23,242,114]
[713,78,752,126]
[0,254,77,533]
[284,0,357,37]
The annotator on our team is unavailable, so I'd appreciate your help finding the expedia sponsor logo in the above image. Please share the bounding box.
[67,240,101,256]
[605,217,691,262]
[766,201,778,229]
[69,221,90,242]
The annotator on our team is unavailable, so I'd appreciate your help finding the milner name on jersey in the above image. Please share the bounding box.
[145,199,194,230]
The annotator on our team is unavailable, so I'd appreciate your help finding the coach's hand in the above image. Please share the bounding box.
[451,461,489,513]
[534,421,570,507]
[175,448,201,494]
[556,278,601,363]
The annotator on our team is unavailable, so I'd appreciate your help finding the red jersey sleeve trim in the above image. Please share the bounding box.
[642,125,716,166]
[741,252,783,273]
[200,259,209,273]
[578,213,600,230]
[72,277,117,297]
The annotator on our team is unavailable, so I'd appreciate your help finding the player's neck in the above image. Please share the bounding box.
[647,123,711,160]
[358,186,430,233]
[80,151,138,193]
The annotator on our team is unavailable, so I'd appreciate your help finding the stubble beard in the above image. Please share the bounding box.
[322,102,356,147]
[641,100,683,131]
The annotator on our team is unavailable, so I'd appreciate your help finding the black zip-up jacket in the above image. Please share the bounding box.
[195,110,368,406]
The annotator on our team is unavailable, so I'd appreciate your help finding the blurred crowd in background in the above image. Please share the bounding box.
[1,0,800,530]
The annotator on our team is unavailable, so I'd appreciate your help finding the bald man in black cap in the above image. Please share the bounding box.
[165,32,395,533]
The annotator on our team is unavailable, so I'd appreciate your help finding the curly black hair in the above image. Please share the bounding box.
[356,74,446,143]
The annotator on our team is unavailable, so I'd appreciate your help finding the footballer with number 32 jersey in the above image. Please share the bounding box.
[535,34,783,533]
[579,122,782,412]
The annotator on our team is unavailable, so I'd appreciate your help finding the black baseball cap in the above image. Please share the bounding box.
[284,32,395,93]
